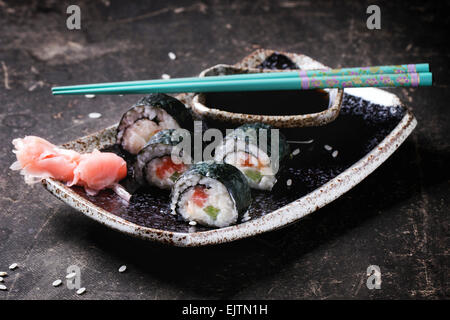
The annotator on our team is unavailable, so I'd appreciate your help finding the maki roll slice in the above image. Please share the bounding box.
[116,93,194,155]
[214,123,289,190]
[170,161,251,228]
[134,129,191,189]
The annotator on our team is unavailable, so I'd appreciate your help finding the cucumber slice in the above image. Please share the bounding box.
[244,169,262,183]
[204,206,220,220]
[170,171,181,182]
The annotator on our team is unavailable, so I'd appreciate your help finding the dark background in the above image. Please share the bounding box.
[0,0,448,299]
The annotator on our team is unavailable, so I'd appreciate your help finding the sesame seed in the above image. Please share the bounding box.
[168,52,176,60]
[118,265,127,273]
[324,145,332,151]
[189,221,197,226]
[66,272,76,280]
[76,287,86,295]
[0,284,7,291]
[88,112,102,119]
[52,279,62,287]
[241,212,251,222]
[84,94,96,99]
[161,74,171,80]
[242,211,251,221]
[9,263,18,270]
[0,272,7,277]
[286,179,292,186]
[291,148,300,156]
[0,277,4,282]
[332,150,339,158]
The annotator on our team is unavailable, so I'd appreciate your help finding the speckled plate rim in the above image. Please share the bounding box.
[191,49,344,128]
[41,52,417,247]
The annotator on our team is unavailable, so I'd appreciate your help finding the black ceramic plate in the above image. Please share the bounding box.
[42,50,417,246]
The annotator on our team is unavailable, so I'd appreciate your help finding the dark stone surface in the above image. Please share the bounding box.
[0,0,448,299]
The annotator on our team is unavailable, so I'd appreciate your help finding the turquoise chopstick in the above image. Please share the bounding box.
[52,63,429,92]
[52,72,432,95]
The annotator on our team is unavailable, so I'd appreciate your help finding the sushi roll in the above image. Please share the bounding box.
[134,129,191,189]
[214,123,289,190]
[170,161,251,228]
[116,93,194,155]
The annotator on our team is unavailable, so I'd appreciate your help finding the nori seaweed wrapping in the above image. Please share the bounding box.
[144,128,186,147]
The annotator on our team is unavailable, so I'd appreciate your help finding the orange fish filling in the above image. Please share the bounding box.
[192,185,208,207]
[155,156,186,180]
[240,153,264,169]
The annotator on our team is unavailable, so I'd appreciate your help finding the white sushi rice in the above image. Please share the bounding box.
[168,52,177,60]
[88,112,102,119]
[241,212,251,222]
[76,287,86,295]
[52,279,62,287]
[122,108,180,154]
[171,175,238,228]
[215,139,276,190]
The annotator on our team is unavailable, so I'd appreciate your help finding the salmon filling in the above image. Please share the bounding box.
[240,153,264,169]
[155,156,186,181]
[146,155,187,188]
[192,185,208,207]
